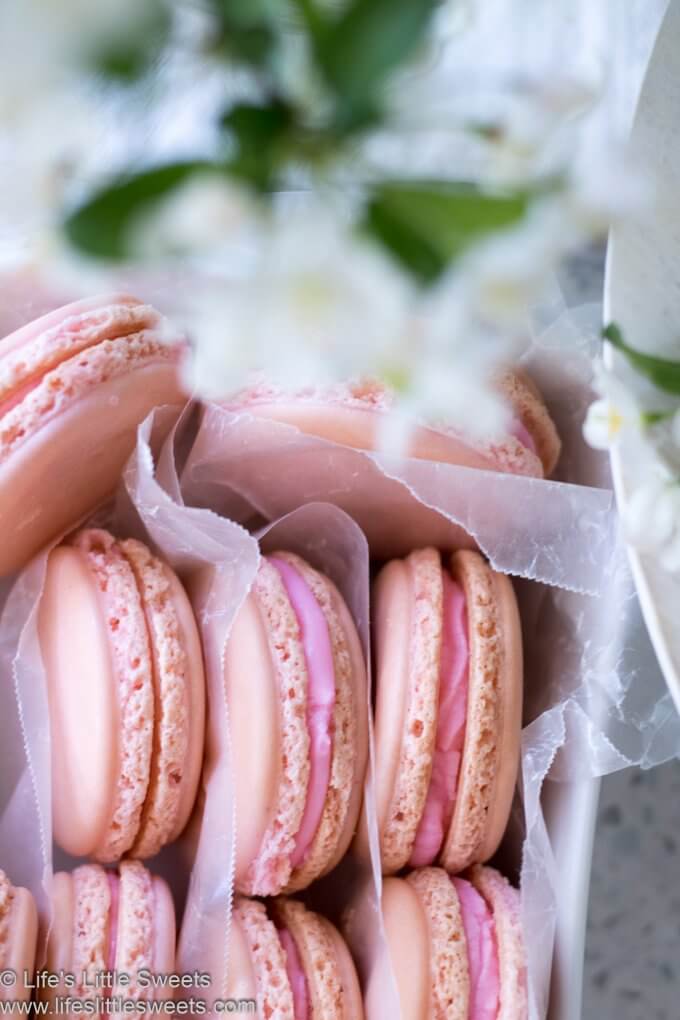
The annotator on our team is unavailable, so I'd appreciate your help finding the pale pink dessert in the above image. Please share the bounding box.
[0,294,186,576]
[223,551,368,896]
[39,528,205,861]
[365,866,527,1020]
[227,369,561,479]
[356,547,523,875]
[0,871,38,1003]
[230,897,364,1020]
[43,862,175,1012]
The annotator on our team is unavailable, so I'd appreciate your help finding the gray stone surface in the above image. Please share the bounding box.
[583,760,680,1019]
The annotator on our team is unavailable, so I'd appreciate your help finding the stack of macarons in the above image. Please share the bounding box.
[39,527,206,861]
[229,897,364,1020]
[223,551,369,896]
[368,865,526,1020]
[361,546,523,874]
[0,871,37,1003]
[0,295,187,577]
[227,367,561,479]
[352,545,527,1018]
[43,861,175,1011]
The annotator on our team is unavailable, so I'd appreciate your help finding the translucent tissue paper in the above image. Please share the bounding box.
[178,300,680,1019]
[1,296,680,1020]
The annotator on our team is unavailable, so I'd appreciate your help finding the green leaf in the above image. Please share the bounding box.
[363,181,531,283]
[64,161,221,259]
[603,323,680,395]
[305,0,439,129]
[221,100,294,189]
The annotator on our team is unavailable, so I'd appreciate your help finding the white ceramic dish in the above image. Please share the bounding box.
[605,0,680,713]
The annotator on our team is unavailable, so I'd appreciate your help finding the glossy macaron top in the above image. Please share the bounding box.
[227,368,560,478]
[0,871,38,1003]
[366,866,526,1020]
[231,897,364,1020]
[0,294,186,576]
[39,528,205,862]
[224,552,368,896]
[360,547,522,875]
[44,861,175,1006]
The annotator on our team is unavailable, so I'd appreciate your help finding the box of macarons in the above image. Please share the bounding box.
[0,283,640,1020]
[2,5,678,1020]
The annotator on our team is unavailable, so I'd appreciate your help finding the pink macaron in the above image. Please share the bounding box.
[0,871,37,1003]
[39,528,205,861]
[0,294,186,576]
[223,552,368,896]
[44,861,175,1010]
[230,896,364,1020]
[358,547,522,875]
[366,865,526,1020]
[227,368,561,479]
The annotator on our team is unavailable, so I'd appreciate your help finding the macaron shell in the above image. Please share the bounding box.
[441,551,521,874]
[303,575,369,880]
[151,876,177,986]
[162,566,206,843]
[407,868,469,1020]
[71,530,155,863]
[469,866,527,1020]
[0,295,155,406]
[0,293,141,362]
[238,559,311,896]
[365,877,430,1020]
[496,368,561,477]
[0,883,37,1003]
[274,898,363,1020]
[114,861,158,999]
[71,864,111,997]
[0,354,184,577]
[478,568,522,863]
[371,549,443,874]
[122,539,205,858]
[227,588,282,891]
[233,898,294,1020]
[354,558,411,864]
[323,916,365,1020]
[223,912,258,1003]
[40,546,120,858]
[43,872,75,1009]
[232,400,543,477]
[279,553,367,893]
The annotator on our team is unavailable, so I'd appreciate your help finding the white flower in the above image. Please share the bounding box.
[249,205,413,387]
[130,176,262,261]
[454,206,561,332]
[583,362,640,450]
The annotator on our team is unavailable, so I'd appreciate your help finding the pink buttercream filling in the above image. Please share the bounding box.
[409,571,469,868]
[269,556,336,870]
[277,927,310,1020]
[106,872,120,974]
[453,878,500,1020]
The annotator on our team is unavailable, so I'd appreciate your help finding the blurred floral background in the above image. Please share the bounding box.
[2,0,679,559]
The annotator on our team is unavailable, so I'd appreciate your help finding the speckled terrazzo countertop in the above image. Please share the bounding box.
[583,762,680,1019]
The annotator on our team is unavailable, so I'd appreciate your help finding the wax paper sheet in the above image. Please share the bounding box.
[1,290,679,1019]
[178,289,680,1020]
